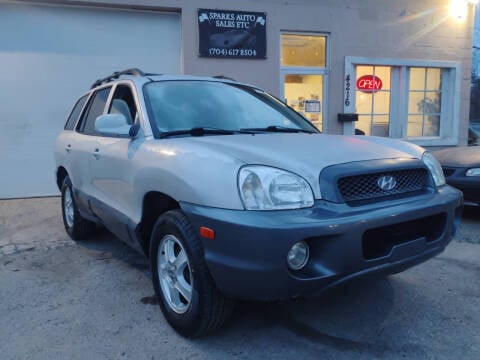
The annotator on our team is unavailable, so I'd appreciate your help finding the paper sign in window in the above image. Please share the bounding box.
[305,100,321,113]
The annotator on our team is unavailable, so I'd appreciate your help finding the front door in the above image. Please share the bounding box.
[89,83,143,252]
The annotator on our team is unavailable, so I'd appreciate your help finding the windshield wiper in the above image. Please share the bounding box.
[239,125,316,134]
[159,127,255,138]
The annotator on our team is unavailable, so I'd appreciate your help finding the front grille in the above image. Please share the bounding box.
[338,168,430,205]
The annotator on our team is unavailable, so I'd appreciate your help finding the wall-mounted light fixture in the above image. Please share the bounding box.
[450,0,468,19]
[451,0,478,20]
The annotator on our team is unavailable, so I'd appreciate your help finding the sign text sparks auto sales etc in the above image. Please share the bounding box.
[208,12,258,29]
[198,9,267,59]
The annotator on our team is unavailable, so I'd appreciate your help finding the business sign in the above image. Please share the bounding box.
[356,75,383,93]
[198,9,266,59]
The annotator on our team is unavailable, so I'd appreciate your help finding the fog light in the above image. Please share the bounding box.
[287,241,309,270]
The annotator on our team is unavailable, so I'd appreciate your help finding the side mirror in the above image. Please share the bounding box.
[95,114,137,138]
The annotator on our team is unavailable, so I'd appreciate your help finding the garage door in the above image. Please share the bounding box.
[0,3,180,198]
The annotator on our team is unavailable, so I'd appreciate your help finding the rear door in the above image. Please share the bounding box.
[69,86,112,211]
[56,93,91,180]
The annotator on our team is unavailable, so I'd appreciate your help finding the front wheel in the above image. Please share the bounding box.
[150,210,233,337]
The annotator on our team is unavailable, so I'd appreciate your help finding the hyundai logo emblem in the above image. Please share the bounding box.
[377,175,397,191]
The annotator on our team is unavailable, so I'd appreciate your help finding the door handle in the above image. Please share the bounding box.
[92,148,100,160]
[65,144,71,153]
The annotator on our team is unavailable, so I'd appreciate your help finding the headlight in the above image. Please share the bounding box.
[466,168,480,176]
[422,151,446,187]
[238,165,314,210]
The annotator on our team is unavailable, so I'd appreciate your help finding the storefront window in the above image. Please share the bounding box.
[407,67,442,137]
[355,66,392,136]
[345,57,458,146]
[281,34,326,67]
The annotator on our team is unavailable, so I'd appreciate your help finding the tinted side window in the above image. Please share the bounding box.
[108,85,138,125]
[79,87,111,135]
[65,94,89,130]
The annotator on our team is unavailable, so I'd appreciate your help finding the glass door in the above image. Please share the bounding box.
[280,33,328,132]
[283,74,324,130]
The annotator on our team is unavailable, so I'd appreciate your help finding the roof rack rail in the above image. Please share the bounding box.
[90,68,146,89]
[212,75,237,82]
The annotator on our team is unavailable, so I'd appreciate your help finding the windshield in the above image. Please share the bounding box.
[143,81,318,136]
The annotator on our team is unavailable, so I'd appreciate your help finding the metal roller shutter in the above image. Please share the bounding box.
[0,3,181,198]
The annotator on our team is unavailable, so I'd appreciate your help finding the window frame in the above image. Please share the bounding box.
[344,57,461,146]
[405,67,445,139]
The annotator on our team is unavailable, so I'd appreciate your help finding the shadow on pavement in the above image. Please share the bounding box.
[217,276,396,356]
[76,227,149,274]
[462,205,480,219]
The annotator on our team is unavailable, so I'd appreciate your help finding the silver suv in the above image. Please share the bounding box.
[55,68,463,337]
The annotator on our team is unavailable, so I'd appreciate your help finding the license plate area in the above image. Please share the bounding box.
[362,213,446,260]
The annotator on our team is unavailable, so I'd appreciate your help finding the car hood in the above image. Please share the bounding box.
[190,133,423,166]
[433,146,480,167]
[183,133,424,196]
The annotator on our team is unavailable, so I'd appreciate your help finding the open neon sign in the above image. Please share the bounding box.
[356,75,383,93]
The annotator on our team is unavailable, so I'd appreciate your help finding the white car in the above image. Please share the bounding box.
[55,68,463,337]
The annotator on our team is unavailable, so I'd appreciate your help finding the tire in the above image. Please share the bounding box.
[150,209,233,337]
[61,176,96,240]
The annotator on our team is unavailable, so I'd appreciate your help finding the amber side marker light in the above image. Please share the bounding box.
[200,227,215,240]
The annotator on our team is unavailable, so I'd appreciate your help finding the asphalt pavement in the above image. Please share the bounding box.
[1,197,479,359]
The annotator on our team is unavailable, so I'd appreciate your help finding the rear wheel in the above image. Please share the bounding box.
[150,209,233,337]
[61,176,96,240]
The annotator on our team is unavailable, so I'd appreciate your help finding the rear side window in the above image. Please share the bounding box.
[78,87,111,135]
[64,94,89,130]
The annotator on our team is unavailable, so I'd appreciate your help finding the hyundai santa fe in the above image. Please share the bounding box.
[55,68,463,337]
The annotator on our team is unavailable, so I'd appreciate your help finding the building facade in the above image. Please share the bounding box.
[0,0,476,197]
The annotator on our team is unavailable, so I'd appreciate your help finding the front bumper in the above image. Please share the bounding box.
[181,186,463,301]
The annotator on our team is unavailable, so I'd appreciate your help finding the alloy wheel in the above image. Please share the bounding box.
[64,187,74,228]
[157,234,193,314]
